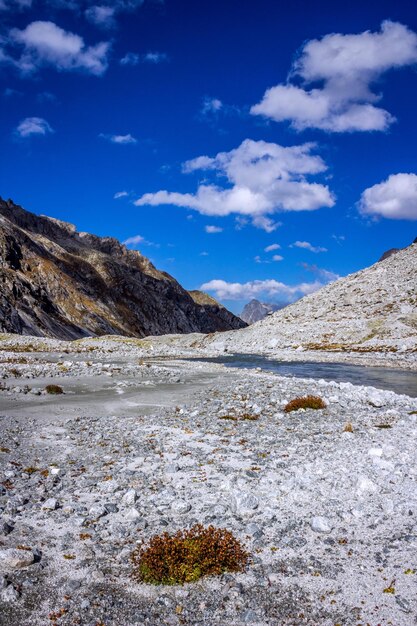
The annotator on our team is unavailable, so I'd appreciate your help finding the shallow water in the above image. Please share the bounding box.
[193,354,417,398]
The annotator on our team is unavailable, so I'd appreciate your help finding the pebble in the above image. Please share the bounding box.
[171,500,192,514]
[1,584,20,602]
[310,516,333,533]
[121,489,138,505]
[0,548,35,569]
[41,498,59,511]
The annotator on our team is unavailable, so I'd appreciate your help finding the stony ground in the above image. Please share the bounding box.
[0,335,417,626]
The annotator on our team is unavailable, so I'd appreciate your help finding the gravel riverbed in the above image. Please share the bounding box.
[0,335,417,626]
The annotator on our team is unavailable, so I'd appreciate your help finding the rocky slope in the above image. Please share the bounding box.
[206,242,417,354]
[0,198,246,340]
[240,299,286,324]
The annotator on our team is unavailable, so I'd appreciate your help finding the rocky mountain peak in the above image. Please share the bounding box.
[0,198,246,339]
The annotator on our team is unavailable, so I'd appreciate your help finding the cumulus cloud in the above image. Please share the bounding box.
[114,190,129,199]
[120,51,168,65]
[5,21,110,75]
[101,133,137,144]
[200,278,324,301]
[135,139,335,230]
[358,173,417,220]
[251,21,417,132]
[264,243,281,252]
[15,116,53,137]
[291,240,327,253]
[205,225,223,233]
[272,254,283,261]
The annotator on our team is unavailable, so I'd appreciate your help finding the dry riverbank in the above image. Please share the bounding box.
[1,334,417,625]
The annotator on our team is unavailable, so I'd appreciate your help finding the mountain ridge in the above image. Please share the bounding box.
[0,198,246,339]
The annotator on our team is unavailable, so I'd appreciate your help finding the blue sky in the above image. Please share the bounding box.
[1,0,416,314]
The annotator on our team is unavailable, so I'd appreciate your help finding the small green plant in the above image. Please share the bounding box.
[45,384,64,395]
[131,524,248,585]
[284,395,326,413]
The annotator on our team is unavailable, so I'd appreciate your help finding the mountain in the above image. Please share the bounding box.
[378,237,417,262]
[207,241,417,354]
[240,299,287,324]
[0,198,246,339]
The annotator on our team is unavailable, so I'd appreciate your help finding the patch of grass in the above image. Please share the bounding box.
[45,384,64,395]
[375,424,392,429]
[23,466,39,474]
[343,422,354,433]
[409,410,417,415]
[131,524,248,585]
[284,395,326,413]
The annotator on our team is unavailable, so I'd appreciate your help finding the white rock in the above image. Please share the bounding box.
[121,489,138,505]
[89,505,107,519]
[0,548,34,570]
[42,498,59,510]
[125,507,141,522]
[310,516,333,533]
[368,448,383,458]
[171,500,192,514]
[1,585,20,602]
[230,491,259,517]
[357,477,377,493]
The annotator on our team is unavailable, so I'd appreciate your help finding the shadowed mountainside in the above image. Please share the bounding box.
[0,198,246,339]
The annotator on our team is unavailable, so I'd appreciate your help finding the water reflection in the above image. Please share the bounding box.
[193,355,417,398]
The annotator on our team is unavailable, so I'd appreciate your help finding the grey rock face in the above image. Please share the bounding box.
[0,198,246,339]
[240,299,287,324]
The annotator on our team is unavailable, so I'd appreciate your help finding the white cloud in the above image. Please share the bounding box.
[264,243,281,252]
[101,133,137,144]
[7,21,110,75]
[120,51,168,65]
[291,240,327,253]
[135,139,335,230]
[120,52,140,65]
[272,254,283,261]
[143,51,168,63]
[15,116,53,137]
[123,234,145,247]
[85,5,116,29]
[358,173,417,220]
[200,278,324,301]
[0,0,32,11]
[251,215,281,232]
[200,251,209,256]
[114,190,129,199]
[300,263,339,282]
[251,21,417,132]
[201,96,223,116]
[205,225,223,233]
